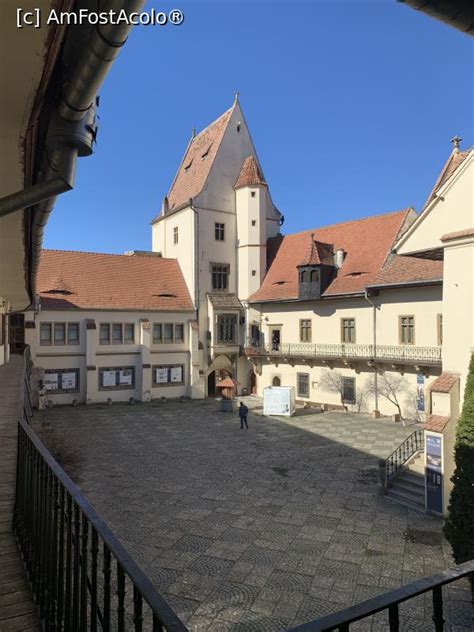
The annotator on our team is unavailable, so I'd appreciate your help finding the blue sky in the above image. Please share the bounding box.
[45,0,473,253]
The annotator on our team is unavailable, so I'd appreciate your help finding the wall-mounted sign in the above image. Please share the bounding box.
[119,369,133,386]
[416,374,425,412]
[44,373,59,390]
[426,435,442,471]
[102,371,116,387]
[61,372,77,390]
[155,368,168,383]
[170,366,183,383]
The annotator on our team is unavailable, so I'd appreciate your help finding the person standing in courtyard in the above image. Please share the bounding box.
[238,402,249,429]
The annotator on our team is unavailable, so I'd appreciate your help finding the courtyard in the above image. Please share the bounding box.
[36,399,472,631]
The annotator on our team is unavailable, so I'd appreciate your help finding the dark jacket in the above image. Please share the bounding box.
[238,404,248,418]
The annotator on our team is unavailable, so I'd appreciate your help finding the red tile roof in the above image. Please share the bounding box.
[423,415,451,433]
[250,209,412,302]
[161,106,234,214]
[37,250,194,311]
[423,149,470,209]
[430,372,459,394]
[234,156,267,189]
[370,255,443,287]
[298,235,334,267]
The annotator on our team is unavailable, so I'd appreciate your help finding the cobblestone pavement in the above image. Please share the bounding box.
[39,399,473,631]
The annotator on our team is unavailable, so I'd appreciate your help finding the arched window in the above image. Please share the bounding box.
[272,376,281,387]
[300,270,308,283]
[310,269,319,283]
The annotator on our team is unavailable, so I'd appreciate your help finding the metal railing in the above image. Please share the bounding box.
[381,429,425,487]
[245,342,442,365]
[287,560,474,631]
[13,348,187,631]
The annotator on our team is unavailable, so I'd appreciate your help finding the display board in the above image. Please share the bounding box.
[61,372,77,390]
[102,371,116,387]
[119,369,133,386]
[44,373,59,391]
[263,386,296,417]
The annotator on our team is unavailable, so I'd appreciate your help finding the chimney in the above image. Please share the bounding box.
[161,196,169,215]
[335,249,346,269]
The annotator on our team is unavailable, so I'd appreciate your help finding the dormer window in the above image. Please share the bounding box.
[297,236,335,300]
[298,265,321,299]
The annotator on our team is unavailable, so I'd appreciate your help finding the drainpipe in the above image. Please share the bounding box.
[364,288,379,412]
[0,0,145,298]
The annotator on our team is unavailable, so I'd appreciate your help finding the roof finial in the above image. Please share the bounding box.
[191,127,196,138]
[234,91,239,104]
[450,135,462,152]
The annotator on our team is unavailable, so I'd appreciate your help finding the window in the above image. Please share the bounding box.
[212,264,229,291]
[215,223,225,241]
[164,324,173,343]
[153,324,162,343]
[54,323,66,345]
[44,369,80,394]
[297,373,310,398]
[67,323,79,345]
[252,270,256,276]
[99,367,135,390]
[399,316,415,345]
[341,318,356,343]
[217,314,237,344]
[153,364,185,386]
[437,314,443,346]
[342,377,356,404]
[300,270,309,283]
[310,269,319,283]
[112,323,123,344]
[272,376,281,387]
[251,191,256,198]
[40,323,52,345]
[175,324,184,342]
[173,226,179,244]
[100,324,110,344]
[300,319,312,343]
[124,324,135,344]
[251,220,256,226]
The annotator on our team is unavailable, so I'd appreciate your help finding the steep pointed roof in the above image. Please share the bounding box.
[234,155,267,189]
[298,234,334,266]
[164,105,235,213]
[423,148,471,209]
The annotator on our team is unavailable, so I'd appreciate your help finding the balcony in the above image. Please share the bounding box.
[245,342,442,367]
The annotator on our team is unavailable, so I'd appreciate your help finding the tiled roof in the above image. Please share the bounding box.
[37,250,194,311]
[298,235,334,267]
[430,372,459,394]
[208,293,243,309]
[423,149,471,209]
[423,415,451,433]
[234,156,267,189]
[370,255,443,287]
[249,209,412,302]
[441,228,474,242]
[161,106,234,215]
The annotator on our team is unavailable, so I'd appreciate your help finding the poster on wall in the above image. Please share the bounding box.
[61,372,77,390]
[44,373,59,390]
[155,368,168,384]
[170,366,182,383]
[416,374,425,412]
[426,435,442,471]
[119,369,133,386]
[102,371,116,387]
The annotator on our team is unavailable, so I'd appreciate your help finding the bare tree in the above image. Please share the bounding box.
[366,372,410,424]
[318,369,348,408]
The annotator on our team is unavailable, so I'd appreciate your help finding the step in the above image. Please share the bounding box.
[407,461,425,475]
[386,486,425,508]
[385,491,426,513]
[391,476,425,495]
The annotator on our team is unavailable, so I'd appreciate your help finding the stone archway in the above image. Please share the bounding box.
[207,355,233,397]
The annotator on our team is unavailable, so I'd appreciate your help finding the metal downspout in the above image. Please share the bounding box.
[364,289,379,412]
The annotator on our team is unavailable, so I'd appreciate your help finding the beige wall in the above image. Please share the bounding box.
[26,308,195,404]
[397,155,473,256]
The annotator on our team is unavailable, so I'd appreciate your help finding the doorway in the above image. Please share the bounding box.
[9,314,24,354]
[249,371,257,395]
[207,368,232,397]
[270,327,281,351]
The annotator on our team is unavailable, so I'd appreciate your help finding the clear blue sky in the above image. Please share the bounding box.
[45,0,473,253]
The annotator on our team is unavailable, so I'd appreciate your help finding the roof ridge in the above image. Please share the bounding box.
[192,105,234,140]
[42,248,177,261]
[278,208,411,239]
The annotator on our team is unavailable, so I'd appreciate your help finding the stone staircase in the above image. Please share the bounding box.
[386,452,426,512]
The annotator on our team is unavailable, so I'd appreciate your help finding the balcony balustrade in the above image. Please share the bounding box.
[245,341,442,366]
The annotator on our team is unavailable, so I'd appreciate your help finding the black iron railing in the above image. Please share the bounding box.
[13,348,187,631]
[287,560,474,631]
[381,429,424,487]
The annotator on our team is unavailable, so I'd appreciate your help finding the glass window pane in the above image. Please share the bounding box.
[68,323,79,343]
[164,324,173,342]
[40,324,51,342]
[175,324,184,341]
[100,324,110,342]
[153,324,162,343]
[112,324,123,342]
[124,324,134,342]
[54,324,65,343]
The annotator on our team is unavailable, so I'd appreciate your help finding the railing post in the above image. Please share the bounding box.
[432,585,445,631]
